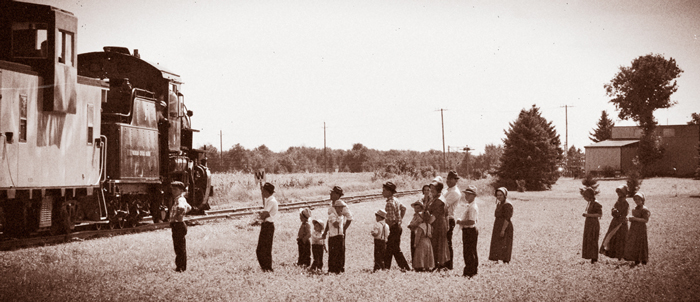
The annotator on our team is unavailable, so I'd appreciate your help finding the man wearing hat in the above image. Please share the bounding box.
[457,185,479,277]
[170,181,192,272]
[444,170,462,270]
[256,182,278,272]
[323,186,353,273]
[371,209,389,271]
[382,182,411,271]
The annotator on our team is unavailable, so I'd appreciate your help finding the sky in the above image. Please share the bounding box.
[24,0,700,155]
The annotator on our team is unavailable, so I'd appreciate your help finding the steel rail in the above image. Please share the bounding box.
[0,189,421,251]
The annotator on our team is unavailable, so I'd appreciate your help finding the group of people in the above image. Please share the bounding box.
[167,172,648,275]
[289,170,513,278]
[581,185,650,265]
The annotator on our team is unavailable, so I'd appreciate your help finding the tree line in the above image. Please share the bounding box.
[200,53,694,190]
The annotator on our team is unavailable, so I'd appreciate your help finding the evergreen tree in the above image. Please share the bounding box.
[589,110,614,142]
[495,105,563,191]
[565,145,585,178]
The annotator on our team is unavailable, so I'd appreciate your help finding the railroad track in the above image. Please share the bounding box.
[0,189,421,251]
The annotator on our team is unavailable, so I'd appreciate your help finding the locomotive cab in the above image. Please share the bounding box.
[0,1,79,113]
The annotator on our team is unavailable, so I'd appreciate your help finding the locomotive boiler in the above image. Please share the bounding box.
[0,0,211,237]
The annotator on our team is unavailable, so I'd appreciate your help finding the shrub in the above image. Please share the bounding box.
[580,173,600,196]
[626,157,644,196]
[602,166,616,178]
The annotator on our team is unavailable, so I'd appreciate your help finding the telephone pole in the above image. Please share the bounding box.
[463,146,471,179]
[323,122,327,173]
[437,109,448,172]
[560,105,574,155]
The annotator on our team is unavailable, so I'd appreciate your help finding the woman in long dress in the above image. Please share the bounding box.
[600,185,629,260]
[425,182,450,269]
[581,186,603,263]
[489,187,513,263]
[624,192,650,265]
[408,201,434,271]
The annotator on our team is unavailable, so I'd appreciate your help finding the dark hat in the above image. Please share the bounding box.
[262,182,275,194]
[411,200,424,208]
[580,186,595,199]
[382,181,397,193]
[330,186,344,196]
[171,181,186,190]
[463,185,477,195]
[447,170,460,179]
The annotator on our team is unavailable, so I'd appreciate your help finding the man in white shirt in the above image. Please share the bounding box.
[170,181,192,272]
[457,185,479,277]
[444,170,462,270]
[256,182,278,272]
[323,186,353,273]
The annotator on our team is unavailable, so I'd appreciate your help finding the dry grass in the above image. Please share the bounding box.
[0,177,699,301]
[209,172,442,208]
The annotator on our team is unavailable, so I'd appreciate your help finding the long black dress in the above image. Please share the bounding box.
[600,197,629,259]
[624,206,650,263]
[582,200,602,260]
[488,201,513,262]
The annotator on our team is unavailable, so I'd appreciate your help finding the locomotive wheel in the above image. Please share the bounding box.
[108,216,124,229]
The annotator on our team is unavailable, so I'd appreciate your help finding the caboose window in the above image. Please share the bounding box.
[11,22,48,58]
[87,103,94,144]
[19,94,27,143]
[57,30,74,66]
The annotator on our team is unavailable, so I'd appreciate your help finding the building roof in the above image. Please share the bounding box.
[585,140,639,148]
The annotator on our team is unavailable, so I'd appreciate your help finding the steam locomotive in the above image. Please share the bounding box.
[0,1,212,236]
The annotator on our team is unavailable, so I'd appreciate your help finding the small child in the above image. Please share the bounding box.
[624,192,650,265]
[297,208,312,267]
[370,209,389,271]
[408,201,434,272]
[310,218,326,271]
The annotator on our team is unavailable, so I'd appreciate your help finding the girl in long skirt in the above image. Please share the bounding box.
[624,192,650,265]
[408,201,434,271]
[581,187,603,263]
[488,187,513,263]
[600,185,629,260]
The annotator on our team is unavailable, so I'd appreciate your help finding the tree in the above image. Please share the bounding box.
[495,105,563,191]
[589,110,614,143]
[688,112,700,125]
[566,145,585,178]
[605,54,683,173]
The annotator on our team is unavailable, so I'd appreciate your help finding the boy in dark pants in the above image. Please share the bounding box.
[371,209,389,271]
[310,218,326,271]
[297,208,312,267]
[457,185,479,277]
[170,181,191,272]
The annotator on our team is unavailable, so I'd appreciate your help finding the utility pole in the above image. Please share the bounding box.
[561,105,574,177]
[437,108,448,172]
[560,105,574,155]
[323,122,327,173]
[463,146,471,179]
[219,130,223,162]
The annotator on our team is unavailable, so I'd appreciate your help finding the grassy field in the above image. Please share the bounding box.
[0,177,699,301]
[208,171,453,208]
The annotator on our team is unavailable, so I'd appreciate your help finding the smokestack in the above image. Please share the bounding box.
[133,49,140,59]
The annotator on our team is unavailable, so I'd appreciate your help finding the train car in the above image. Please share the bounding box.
[0,0,211,237]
